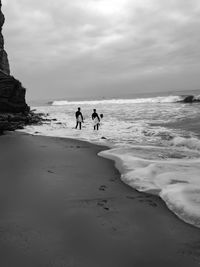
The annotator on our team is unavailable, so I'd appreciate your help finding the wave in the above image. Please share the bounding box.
[50,96,182,105]
[50,94,200,106]
[99,145,200,228]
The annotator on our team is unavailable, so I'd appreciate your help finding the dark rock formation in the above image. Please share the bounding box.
[182,95,194,103]
[0,0,29,113]
[0,71,29,112]
[0,3,10,75]
[0,111,46,135]
[179,95,200,103]
[0,0,35,134]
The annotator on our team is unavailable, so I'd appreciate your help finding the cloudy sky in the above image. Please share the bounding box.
[2,0,200,102]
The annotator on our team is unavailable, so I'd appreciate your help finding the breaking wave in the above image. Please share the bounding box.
[51,95,200,106]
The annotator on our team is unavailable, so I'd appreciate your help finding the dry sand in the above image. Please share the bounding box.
[0,132,200,267]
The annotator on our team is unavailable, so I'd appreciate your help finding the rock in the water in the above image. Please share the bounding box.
[178,95,200,103]
[183,95,194,103]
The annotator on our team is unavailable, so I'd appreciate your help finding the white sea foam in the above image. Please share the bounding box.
[51,95,183,106]
[171,136,200,151]
[99,146,200,228]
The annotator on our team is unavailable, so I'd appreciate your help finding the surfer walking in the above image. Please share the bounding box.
[92,109,100,130]
[75,107,84,130]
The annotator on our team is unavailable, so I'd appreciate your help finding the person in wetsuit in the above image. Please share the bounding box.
[75,107,84,130]
[92,109,100,130]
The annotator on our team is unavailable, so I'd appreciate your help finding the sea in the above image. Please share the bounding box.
[23,90,200,229]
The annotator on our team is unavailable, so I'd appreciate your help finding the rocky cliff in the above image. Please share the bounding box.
[0,0,29,113]
[0,1,43,134]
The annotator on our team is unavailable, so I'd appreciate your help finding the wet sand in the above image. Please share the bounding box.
[0,132,200,267]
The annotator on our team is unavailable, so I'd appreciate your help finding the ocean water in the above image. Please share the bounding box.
[23,94,200,228]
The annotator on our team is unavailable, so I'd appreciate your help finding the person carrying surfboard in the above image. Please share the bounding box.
[92,109,100,130]
[75,107,84,130]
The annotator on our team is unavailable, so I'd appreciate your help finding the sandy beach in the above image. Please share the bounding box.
[0,132,200,267]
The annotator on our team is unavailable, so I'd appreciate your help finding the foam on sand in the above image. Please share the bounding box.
[99,146,200,228]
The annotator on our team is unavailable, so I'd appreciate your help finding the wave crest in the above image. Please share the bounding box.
[51,96,183,106]
[50,94,200,106]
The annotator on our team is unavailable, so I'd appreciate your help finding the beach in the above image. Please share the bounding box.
[0,132,200,267]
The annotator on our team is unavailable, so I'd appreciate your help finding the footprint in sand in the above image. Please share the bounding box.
[138,198,158,207]
[97,199,107,205]
[148,201,158,207]
[126,195,158,207]
[97,199,109,211]
[126,196,135,200]
[109,177,117,182]
[47,170,54,174]
[99,185,107,191]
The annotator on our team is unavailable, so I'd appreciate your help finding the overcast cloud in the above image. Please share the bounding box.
[2,0,200,101]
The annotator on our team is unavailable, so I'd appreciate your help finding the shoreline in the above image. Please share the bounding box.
[0,132,200,266]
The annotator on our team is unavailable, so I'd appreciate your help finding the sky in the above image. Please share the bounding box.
[2,0,200,102]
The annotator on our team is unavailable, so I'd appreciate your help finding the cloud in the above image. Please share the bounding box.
[2,0,200,101]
